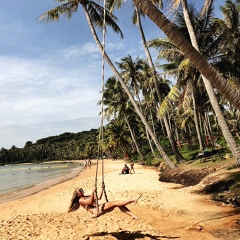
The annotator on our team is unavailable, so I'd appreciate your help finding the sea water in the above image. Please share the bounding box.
[0,162,82,195]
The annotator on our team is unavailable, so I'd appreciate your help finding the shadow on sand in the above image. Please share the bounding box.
[88,230,180,239]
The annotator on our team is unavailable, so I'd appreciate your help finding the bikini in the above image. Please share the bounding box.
[84,204,103,217]
[81,197,103,217]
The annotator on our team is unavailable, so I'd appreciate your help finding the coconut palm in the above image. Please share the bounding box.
[214,0,240,82]
[149,34,206,150]
[132,0,240,111]
[40,0,176,168]
[117,56,159,156]
[105,118,131,159]
[134,6,185,162]
[107,0,185,162]
[146,0,240,165]
[177,0,240,164]
[148,4,222,150]
[101,76,145,160]
[116,55,160,156]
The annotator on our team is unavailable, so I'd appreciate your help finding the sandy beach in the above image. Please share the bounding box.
[0,159,239,240]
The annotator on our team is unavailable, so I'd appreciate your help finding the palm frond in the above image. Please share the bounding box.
[87,1,123,38]
[157,85,180,118]
[38,0,123,38]
[38,2,79,22]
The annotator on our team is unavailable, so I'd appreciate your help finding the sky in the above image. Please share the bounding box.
[0,0,225,149]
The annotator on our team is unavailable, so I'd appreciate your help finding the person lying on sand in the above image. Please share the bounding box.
[68,185,141,219]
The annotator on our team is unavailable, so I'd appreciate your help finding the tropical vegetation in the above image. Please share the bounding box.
[1,0,240,169]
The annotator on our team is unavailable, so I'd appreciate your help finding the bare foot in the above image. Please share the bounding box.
[134,194,142,204]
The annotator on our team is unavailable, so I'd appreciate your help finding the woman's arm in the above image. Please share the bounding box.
[79,188,96,205]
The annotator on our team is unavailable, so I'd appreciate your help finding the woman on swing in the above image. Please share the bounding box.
[68,184,141,219]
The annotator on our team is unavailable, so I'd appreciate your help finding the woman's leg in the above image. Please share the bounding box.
[118,206,139,219]
[101,194,142,212]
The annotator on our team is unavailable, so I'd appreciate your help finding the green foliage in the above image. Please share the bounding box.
[145,158,153,166]
[160,139,172,155]
[130,152,139,161]
[0,129,98,164]
[216,138,227,148]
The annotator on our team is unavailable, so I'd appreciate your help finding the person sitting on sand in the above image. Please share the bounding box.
[120,164,130,174]
[68,185,141,219]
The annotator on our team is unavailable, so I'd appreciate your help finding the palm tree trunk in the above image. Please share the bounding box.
[136,6,185,162]
[120,142,129,160]
[150,108,157,136]
[200,0,214,18]
[83,5,176,168]
[133,0,240,110]
[124,114,145,161]
[205,110,215,147]
[146,128,155,155]
[192,90,204,150]
[136,90,156,157]
[163,115,185,162]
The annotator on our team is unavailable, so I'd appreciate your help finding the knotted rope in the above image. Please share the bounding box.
[95,0,108,212]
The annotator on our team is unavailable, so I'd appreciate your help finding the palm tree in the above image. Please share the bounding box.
[116,55,157,155]
[101,76,145,160]
[107,0,185,162]
[143,0,240,165]
[149,4,224,151]
[149,34,206,150]
[105,118,131,159]
[132,0,240,111]
[40,0,176,168]
[178,0,240,165]
[200,0,214,18]
[134,7,185,162]
[214,0,240,82]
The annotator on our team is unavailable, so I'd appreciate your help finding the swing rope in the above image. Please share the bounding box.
[95,0,108,209]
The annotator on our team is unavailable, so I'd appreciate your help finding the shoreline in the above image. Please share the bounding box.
[0,165,84,204]
[0,160,92,203]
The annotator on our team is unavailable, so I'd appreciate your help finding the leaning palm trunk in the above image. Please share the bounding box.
[192,90,204,150]
[83,5,176,168]
[135,6,185,162]
[124,114,145,161]
[120,142,129,160]
[133,0,240,110]
[146,128,155,155]
[135,89,156,157]
[205,110,215,147]
[203,112,213,147]
[200,0,214,18]
[180,0,240,165]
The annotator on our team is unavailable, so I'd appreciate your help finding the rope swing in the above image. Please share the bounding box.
[95,0,108,210]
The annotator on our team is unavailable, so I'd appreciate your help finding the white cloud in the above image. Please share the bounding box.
[0,45,103,131]
[106,41,125,51]
[0,117,102,148]
[61,42,100,59]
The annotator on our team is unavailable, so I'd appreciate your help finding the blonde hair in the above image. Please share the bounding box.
[68,188,81,213]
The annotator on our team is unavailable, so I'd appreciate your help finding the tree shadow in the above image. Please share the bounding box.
[89,230,180,239]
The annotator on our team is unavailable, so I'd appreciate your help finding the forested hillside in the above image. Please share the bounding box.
[0,129,98,164]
